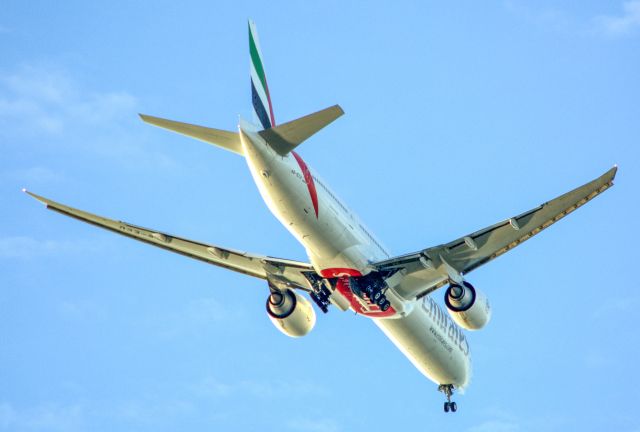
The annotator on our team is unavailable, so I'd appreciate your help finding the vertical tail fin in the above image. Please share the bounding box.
[249,20,276,130]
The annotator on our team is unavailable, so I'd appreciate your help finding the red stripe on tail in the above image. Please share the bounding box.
[292,151,319,218]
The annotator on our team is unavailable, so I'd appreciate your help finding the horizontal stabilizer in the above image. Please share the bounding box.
[139,114,242,155]
[258,105,344,156]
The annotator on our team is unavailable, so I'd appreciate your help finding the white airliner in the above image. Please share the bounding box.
[25,21,616,412]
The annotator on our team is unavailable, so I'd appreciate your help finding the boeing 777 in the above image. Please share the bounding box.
[25,21,616,412]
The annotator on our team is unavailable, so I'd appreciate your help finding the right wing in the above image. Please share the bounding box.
[24,191,314,291]
[373,166,617,300]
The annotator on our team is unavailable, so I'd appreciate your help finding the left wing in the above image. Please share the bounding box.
[373,166,617,300]
[24,190,314,291]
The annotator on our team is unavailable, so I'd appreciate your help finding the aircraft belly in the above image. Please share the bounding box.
[240,132,368,272]
[266,166,363,264]
[375,298,471,389]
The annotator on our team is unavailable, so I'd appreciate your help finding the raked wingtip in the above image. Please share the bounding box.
[22,189,48,206]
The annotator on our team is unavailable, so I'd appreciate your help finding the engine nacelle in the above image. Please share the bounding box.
[266,289,316,337]
[444,281,491,330]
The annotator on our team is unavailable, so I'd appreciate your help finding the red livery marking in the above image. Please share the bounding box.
[264,79,276,127]
[292,151,319,218]
[319,268,362,278]
[320,268,396,318]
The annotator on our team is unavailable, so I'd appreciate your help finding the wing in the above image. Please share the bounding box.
[373,166,617,300]
[24,190,314,291]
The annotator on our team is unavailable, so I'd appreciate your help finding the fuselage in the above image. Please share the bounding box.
[239,120,471,389]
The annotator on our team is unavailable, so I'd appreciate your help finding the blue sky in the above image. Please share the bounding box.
[1,1,639,431]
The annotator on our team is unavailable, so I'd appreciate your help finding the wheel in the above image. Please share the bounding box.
[380,301,391,312]
[444,402,450,413]
[376,295,387,306]
[371,290,382,302]
[450,402,457,412]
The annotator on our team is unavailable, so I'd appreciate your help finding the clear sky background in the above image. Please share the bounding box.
[1,1,639,431]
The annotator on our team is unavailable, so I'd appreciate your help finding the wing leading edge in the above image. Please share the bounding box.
[24,190,314,291]
[373,166,617,300]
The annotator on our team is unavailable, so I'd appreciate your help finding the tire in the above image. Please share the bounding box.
[450,402,457,412]
[380,301,391,312]
[376,295,387,306]
[372,290,382,301]
[444,402,450,413]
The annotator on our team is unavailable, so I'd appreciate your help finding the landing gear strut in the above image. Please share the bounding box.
[309,287,331,313]
[303,272,331,313]
[439,384,457,413]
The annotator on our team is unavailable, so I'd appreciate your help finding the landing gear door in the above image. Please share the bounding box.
[329,288,351,311]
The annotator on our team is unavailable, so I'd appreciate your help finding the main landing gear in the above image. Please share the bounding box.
[365,284,391,312]
[439,384,457,413]
[303,272,332,313]
[349,275,391,311]
[309,286,331,313]
[303,270,398,314]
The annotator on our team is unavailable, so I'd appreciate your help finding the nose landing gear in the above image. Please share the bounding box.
[439,384,457,413]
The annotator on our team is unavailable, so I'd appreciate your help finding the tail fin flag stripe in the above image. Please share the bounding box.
[248,30,268,95]
[263,75,276,127]
[249,20,276,129]
[251,79,273,130]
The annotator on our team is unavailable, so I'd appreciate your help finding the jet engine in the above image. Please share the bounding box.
[266,289,316,337]
[444,281,491,330]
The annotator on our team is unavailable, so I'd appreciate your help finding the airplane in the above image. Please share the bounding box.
[24,21,616,413]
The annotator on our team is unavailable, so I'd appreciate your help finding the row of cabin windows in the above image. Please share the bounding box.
[300,170,387,256]
[359,223,387,255]
[312,175,349,214]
